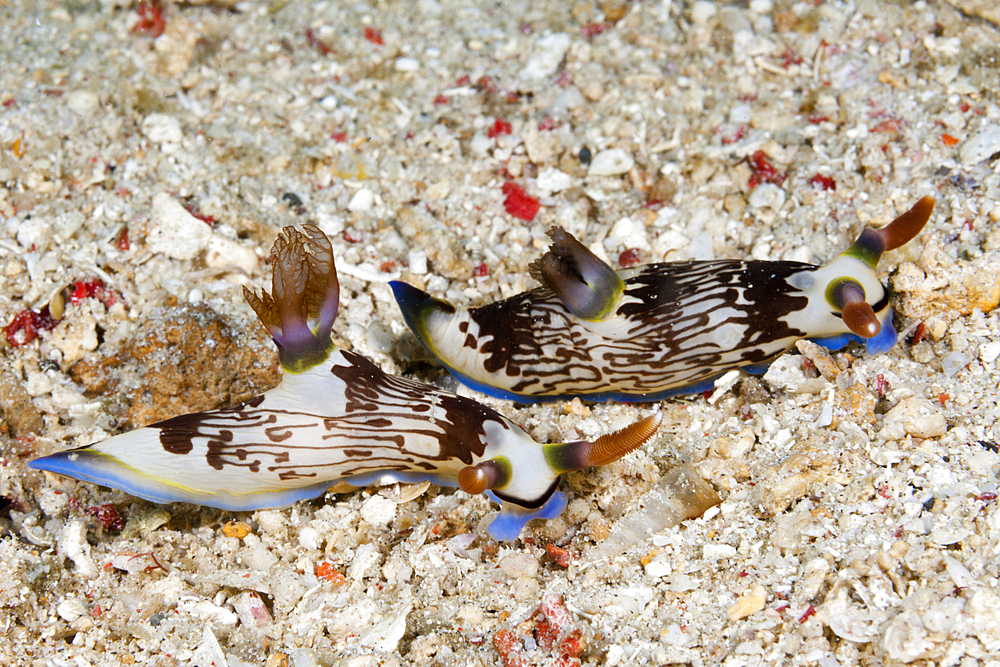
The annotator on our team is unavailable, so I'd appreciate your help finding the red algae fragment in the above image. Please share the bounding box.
[473,262,489,278]
[537,115,560,131]
[493,629,528,667]
[501,182,540,221]
[5,307,58,347]
[719,124,746,145]
[363,26,384,45]
[809,173,836,191]
[182,202,215,225]
[305,28,335,55]
[871,118,903,133]
[492,595,582,667]
[546,543,572,567]
[582,22,612,37]
[488,117,513,138]
[942,134,959,146]
[316,562,348,585]
[536,595,582,659]
[133,1,166,38]
[87,503,125,532]
[618,248,641,268]
[116,227,130,251]
[747,150,786,189]
[70,278,118,308]
[476,76,499,95]
[781,46,803,68]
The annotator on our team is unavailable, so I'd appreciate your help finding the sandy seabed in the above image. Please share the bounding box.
[2,0,1000,665]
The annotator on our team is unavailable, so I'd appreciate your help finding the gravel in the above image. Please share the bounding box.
[1,0,999,665]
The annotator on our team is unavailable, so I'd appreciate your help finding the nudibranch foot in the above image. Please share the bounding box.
[31,224,662,541]
[484,491,567,542]
[391,197,934,402]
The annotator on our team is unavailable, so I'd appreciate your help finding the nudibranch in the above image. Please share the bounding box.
[30,225,661,540]
[391,196,934,403]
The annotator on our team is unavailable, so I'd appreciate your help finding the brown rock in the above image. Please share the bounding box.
[892,241,1000,322]
[0,365,44,437]
[72,303,279,429]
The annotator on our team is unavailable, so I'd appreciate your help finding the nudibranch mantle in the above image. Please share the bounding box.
[391,197,934,403]
[30,225,661,541]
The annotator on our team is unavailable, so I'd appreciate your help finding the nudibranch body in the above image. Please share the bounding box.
[391,197,934,403]
[30,225,660,541]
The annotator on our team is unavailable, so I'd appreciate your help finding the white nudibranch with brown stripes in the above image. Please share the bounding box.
[391,197,935,403]
[30,225,661,541]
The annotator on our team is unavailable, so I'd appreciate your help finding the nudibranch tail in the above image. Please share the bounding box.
[545,413,662,473]
[528,226,625,321]
[244,224,340,373]
[28,430,335,512]
[387,280,461,367]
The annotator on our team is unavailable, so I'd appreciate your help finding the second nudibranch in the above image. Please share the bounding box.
[391,196,935,403]
[30,225,661,541]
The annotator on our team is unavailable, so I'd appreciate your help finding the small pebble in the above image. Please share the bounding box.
[141,113,183,153]
[348,543,382,580]
[729,103,752,124]
[553,85,585,110]
[394,56,420,72]
[222,520,251,539]
[56,598,88,623]
[498,551,539,579]
[243,536,278,572]
[360,494,397,527]
[66,90,99,117]
[347,188,375,212]
[644,553,672,578]
[690,0,718,24]
[879,397,948,440]
[205,235,259,275]
[521,32,571,82]
[727,585,766,622]
[748,183,786,210]
[588,148,634,177]
[606,216,648,250]
[58,520,97,578]
[407,249,428,275]
[231,591,273,629]
[535,167,573,193]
